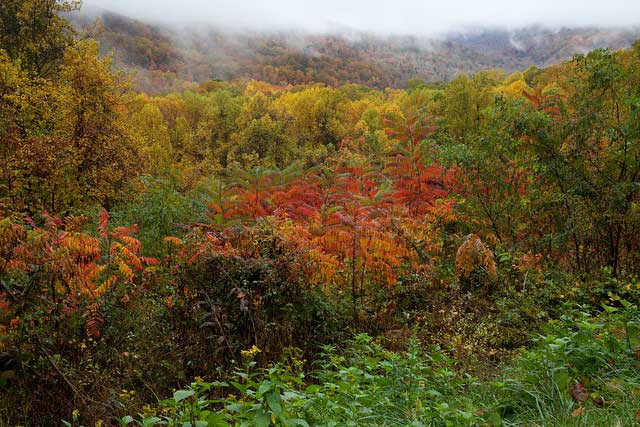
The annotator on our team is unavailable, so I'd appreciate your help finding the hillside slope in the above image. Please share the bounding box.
[71,8,640,93]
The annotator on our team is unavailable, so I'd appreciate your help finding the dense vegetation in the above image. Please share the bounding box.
[1,1,639,426]
[71,9,640,94]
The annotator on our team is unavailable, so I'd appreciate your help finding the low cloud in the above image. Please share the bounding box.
[85,0,640,35]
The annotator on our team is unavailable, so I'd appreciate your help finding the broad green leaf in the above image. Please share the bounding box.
[174,389,195,402]
[254,412,271,427]
[142,417,162,427]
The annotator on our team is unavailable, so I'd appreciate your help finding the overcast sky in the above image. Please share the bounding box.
[85,0,640,34]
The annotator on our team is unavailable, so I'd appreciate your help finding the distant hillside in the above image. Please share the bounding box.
[447,25,639,66]
[70,8,640,93]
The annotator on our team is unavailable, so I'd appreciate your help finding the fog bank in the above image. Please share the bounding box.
[85,0,640,35]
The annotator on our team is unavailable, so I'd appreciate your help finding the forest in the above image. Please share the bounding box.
[1,1,640,426]
[70,9,640,94]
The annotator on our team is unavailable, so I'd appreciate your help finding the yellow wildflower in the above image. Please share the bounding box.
[240,345,262,358]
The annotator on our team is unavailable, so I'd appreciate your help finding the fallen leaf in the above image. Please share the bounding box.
[571,407,585,417]
[571,383,589,403]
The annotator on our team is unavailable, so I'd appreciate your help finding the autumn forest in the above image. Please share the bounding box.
[1,1,640,426]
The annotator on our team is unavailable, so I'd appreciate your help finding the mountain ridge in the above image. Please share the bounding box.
[70,8,640,93]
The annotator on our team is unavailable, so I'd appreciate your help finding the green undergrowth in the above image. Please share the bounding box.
[64,300,640,427]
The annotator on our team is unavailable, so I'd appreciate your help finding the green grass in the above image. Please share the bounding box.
[64,301,640,427]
